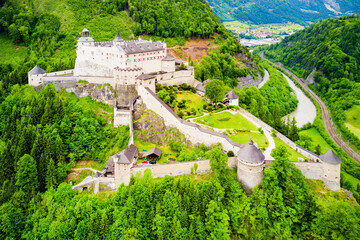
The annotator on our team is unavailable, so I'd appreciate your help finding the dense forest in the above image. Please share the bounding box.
[0,84,129,204]
[1,145,359,239]
[206,0,360,24]
[264,14,360,197]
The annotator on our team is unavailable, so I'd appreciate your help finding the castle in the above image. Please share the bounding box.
[28,28,196,103]
[26,28,341,193]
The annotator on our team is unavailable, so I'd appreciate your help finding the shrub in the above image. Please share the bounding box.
[227,151,234,157]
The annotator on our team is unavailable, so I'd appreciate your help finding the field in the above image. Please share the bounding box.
[230,131,268,148]
[299,127,331,154]
[0,33,27,65]
[345,105,360,139]
[223,21,304,33]
[342,172,360,189]
[175,91,207,115]
[274,137,308,161]
[194,111,258,130]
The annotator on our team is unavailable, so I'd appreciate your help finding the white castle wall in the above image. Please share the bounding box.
[45,69,74,76]
[237,160,264,190]
[157,69,197,86]
[114,110,131,127]
[131,157,237,178]
[137,86,243,153]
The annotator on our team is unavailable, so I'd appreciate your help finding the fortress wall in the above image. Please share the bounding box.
[157,69,197,86]
[292,162,323,180]
[131,157,237,178]
[45,69,74,76]
[114,110,131,127]
[238,107,320,162]
[137,86,242,153]
[43,78,77,91]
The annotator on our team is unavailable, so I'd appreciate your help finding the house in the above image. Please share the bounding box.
[224,90,239,106]
[143,147,162,159]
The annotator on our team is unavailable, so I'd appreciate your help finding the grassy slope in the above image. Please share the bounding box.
[299,127,332,154]
[175,92,207,113]
[0,33,27,65]
[230,132,268,148]
[274,137,309,161]
[194,111,258,130]
[345,105,360,139]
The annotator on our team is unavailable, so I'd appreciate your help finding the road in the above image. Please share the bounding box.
[260,52,360,163]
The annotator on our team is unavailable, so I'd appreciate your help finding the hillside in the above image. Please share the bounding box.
[0,0,257,95]
[263,14,360,195]
[206,0,360,24]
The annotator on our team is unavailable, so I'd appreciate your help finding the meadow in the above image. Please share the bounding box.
[194,111,258,130]
[345,105,360,139]
[299,127,331,154]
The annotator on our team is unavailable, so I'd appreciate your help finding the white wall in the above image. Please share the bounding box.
[137,86,243,153]
[131,157,237,178]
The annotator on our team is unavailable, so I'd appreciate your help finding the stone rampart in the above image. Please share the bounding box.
[131,157,237,178]
[157,69,197,87]
[45,69,74,77]
[137,86,243,153]
[238,107,320,162]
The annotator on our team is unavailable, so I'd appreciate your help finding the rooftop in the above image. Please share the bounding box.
[28,65,46,75]
[225,90,239,100]
[237,139,265,163]
[143,147,162,158]
[319,149,342,164]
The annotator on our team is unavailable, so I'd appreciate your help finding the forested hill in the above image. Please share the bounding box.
[0,0,254,95]
[206,0,360,24]
[264,14,360,194]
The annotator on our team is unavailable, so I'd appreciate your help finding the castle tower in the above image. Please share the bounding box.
[28,65,46,87]
[77,27,94,44]
[319,149,342,191]
[113,32,124,45]
[113,144,138,186]
[236,139,265,191]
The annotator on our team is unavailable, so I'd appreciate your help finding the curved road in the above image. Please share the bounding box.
[260,52,360,163]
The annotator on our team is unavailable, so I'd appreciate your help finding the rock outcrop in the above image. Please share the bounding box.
[74,82,115,106]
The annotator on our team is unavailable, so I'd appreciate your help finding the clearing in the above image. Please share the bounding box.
[0,33,27,65]
[345,105,360,139]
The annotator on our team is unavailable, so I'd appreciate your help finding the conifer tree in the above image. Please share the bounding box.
[15,154,39,192]
[46,158,57,189]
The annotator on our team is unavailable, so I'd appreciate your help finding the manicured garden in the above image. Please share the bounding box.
[194,111,258,130]
[345,105,360,139]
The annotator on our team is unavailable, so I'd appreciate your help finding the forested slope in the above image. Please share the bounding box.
[264,14,360,196]
[1,146,359,239]
[206,0,360,24]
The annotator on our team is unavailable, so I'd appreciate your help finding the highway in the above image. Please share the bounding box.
[260,52,360,163]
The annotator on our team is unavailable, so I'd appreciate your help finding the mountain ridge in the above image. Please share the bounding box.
[206,0,360,24]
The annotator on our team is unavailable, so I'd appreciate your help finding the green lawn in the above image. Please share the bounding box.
[0,33,27,65]
[230,132,268,148]
[175,91,206,114]
[194,111,258,130]
[223,21,304,33]
[274,137,309,161]
[345,105,360,139]
[299,127,331,154]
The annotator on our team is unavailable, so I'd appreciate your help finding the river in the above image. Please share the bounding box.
[281,73,316,128]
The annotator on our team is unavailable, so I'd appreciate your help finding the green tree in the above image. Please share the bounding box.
[15,154,39,192]
[46,158,57,189]
[205,79,225,106]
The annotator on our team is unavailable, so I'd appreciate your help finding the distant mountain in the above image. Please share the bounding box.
[206,0,360,24]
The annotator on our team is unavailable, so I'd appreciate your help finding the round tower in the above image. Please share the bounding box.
[319,149,342,191]
[28,65,46,87]
[236,139,265,191]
